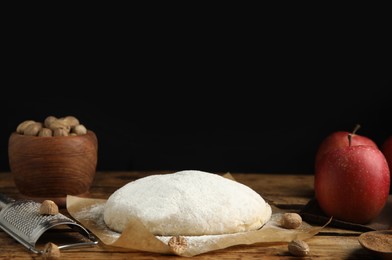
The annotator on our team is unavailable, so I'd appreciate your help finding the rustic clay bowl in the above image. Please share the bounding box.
[8,130,98,207]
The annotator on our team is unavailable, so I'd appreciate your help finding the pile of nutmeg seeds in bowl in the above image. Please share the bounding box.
[16,116,88,137]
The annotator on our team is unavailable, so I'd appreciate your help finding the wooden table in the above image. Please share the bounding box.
[0,171,377,259]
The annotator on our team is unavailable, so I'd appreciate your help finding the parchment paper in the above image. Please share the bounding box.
[67,196,330,257]
[66,172,330,256]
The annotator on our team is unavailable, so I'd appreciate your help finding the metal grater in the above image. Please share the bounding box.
[0,193,98,254]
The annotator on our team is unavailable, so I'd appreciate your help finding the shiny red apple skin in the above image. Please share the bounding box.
[382,135,392,172]
[382,136,392,194]
[315,145,390,224]
[315,131,378,169]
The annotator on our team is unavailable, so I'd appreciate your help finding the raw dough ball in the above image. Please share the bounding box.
[103,170,272,236]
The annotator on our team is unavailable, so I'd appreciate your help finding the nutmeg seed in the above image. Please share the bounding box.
[281,212,302,229]
[38,128,53,137]
[43,242,61,258]
[16,120,36,134]
[44,116,57,128]
[72,124,87,135]
[168,235,188,255]
[40,200,59,215]
[23,122,43,136]
[288,239,310,257]
[63,116,80,127]
[53,128,69,136]
[16,115,90,137]
[49,119,71,132]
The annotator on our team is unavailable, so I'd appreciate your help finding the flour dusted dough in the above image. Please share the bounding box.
[103,170,272,236]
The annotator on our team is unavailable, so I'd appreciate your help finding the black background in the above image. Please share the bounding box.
[1,21,391,175]
[1,72,390,174]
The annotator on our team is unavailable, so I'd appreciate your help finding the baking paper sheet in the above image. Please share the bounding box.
[67,196,329,257]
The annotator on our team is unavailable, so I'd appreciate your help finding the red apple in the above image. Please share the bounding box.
[382,135,392,173]
[315,139,390,224]
[382,136,392,194]
[315,125,378,169]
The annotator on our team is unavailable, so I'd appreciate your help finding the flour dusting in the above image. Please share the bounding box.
[74,203,120,240]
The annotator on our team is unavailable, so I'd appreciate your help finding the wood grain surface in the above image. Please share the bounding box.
[0,171,376,259]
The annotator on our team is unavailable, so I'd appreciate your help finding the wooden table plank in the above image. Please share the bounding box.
[0,171,376,259]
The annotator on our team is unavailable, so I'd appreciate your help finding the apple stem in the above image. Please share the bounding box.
[348,134,352,146]
[352,124,361,135]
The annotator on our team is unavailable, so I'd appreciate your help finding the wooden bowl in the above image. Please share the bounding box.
[358,230,392,260]
[8,130,98,207]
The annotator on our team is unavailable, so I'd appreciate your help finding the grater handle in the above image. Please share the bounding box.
[0,193,15,209]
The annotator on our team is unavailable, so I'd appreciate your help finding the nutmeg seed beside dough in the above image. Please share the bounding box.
[281,213,302,229]
[168,236,188,255]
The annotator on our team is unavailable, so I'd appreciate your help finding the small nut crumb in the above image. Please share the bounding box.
[288,239,310,257]
[40,200,59,215]
[42,242,61,259]
[281,212,302,229]
[168,235,187,255]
